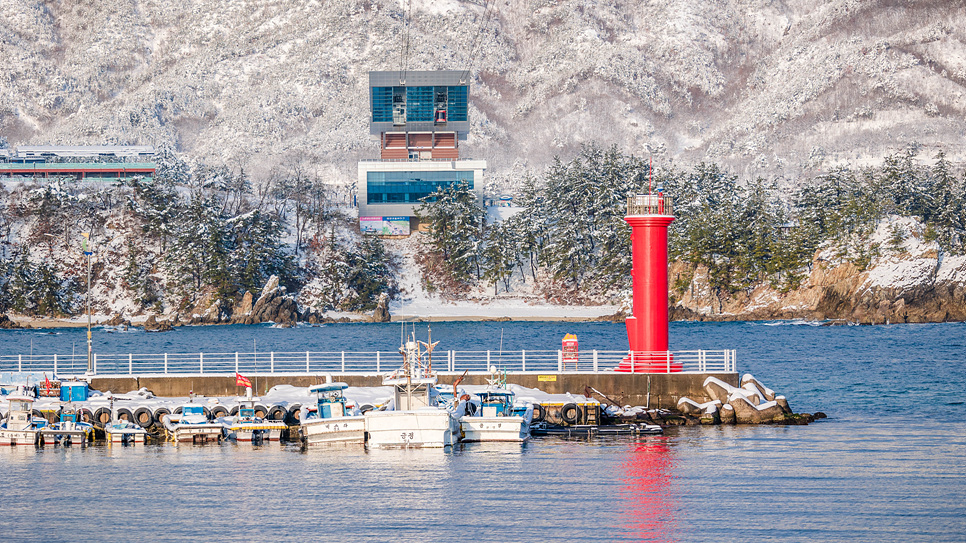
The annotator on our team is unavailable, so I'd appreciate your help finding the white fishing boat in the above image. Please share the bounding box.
[0,387,45,446]
[161,403,224,443]
[39,406,95,446]
[364,331,460,449]
[299,382,365,445]
[223,388,287,444]
[460,387,532,443]
[103,394,148,444]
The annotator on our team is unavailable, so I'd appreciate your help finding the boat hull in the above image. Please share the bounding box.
[301,416,366,444]
[0,429,39,446]
[38,429,90,446]
[226,424,286,443]
[460,416,529,442]
[170,425,224,443]
[105,427,147,444]
[365,410,460,448]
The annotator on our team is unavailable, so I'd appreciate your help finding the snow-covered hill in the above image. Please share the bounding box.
[2,0,965,183]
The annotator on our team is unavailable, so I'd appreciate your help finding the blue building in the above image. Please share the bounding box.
[359,71,486,235]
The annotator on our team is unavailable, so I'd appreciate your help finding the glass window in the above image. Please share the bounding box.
[406,86,434,122]
[371,87,394,122]
[367,170,475,204]
[448,86,468,121]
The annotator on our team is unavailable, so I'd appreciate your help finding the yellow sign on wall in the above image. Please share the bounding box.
[537,375,557,382]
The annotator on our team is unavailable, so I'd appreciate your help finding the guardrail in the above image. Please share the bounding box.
[0,349,736,376]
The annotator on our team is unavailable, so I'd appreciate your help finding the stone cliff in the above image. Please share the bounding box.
[671,218,966,324]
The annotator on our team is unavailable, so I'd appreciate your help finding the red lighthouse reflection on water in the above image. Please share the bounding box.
[619,438,677,542]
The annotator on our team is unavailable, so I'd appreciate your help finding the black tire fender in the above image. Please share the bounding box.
[153,407,171,422]
[133,407,154,428]
[267,405,286,421]
[77,408,94,424]
[116,407,134,422]
[94,407,112,425]
[253,404,267,419]
[285,404,302,424]
[173,406,183,415]
[211,406,229,419]
[202,407,212,420]
[229,405,239,417]
[561,403,580,425]
[532,404,546,423]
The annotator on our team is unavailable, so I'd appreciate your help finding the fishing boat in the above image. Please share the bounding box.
[38,406,94,446]
[299,382,365,445]
[38,381,95,446]
[364,330,460,448]
[460,387,532,443]
[160,403,224,443]
[0,387,45,446]
[103,394,148,444]
[223,388,287,444]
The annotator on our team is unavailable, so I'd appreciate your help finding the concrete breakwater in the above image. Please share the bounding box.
[91,371,740,412]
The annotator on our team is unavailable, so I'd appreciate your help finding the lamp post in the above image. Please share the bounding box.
[81,232,93,376]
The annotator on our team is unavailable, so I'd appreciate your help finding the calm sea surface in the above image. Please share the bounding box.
[1,321,964,542]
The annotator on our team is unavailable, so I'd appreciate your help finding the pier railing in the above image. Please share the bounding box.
[0,349,736,377]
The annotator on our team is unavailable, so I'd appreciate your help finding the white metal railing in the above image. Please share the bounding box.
[0,349,736,377]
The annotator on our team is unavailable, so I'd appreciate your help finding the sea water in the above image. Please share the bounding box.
[1,321,964,542]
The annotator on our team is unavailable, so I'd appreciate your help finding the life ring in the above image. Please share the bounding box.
[210,406,229,419]
[285,404,302,424]
[561,403,580,424]
[532,404,546,423]
[133,407,154,428]
[267,406,286,421]
[116,408,134,422]
[94,407,112,425]
[153,407,171,422]
[253,405,267,419]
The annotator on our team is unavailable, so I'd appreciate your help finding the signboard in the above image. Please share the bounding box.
[537,375,557,382]
[360,216,410,236]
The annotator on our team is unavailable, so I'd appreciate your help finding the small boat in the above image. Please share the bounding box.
[103,394,148,445]
[460,388,532,443]
[364,331,461,449]
[161,403,224,444]
[38,406,94,446]
[223,388,287,444]
[299,382,365,445]
[0,387,46,446]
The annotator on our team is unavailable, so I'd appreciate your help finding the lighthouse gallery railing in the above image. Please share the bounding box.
[0,349,736,376]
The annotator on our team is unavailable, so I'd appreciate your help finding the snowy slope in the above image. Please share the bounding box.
[1,0,965,183]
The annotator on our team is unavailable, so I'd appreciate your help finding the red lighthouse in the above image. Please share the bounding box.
[616,193,678,372]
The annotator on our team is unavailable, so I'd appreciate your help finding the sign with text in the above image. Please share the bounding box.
[360,216,410,236]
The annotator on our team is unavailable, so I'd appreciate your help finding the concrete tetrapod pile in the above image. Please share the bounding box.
[676,374,824,425]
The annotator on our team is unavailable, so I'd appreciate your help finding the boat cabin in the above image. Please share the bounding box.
[181,405,206,419]
[478,391,514,417]
[309,382,350,418]
[5,393,37,431]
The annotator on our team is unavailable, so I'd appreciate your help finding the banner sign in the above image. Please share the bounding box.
[360,216,410,236]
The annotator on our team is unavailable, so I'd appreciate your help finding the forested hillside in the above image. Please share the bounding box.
[2,145,964,324]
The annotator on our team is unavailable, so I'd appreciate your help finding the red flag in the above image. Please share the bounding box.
[235,373,252,388]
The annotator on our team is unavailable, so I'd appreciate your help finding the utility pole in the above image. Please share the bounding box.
[82,232,93,376]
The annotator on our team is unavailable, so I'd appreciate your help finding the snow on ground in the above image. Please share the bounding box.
[384,229,619,321]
